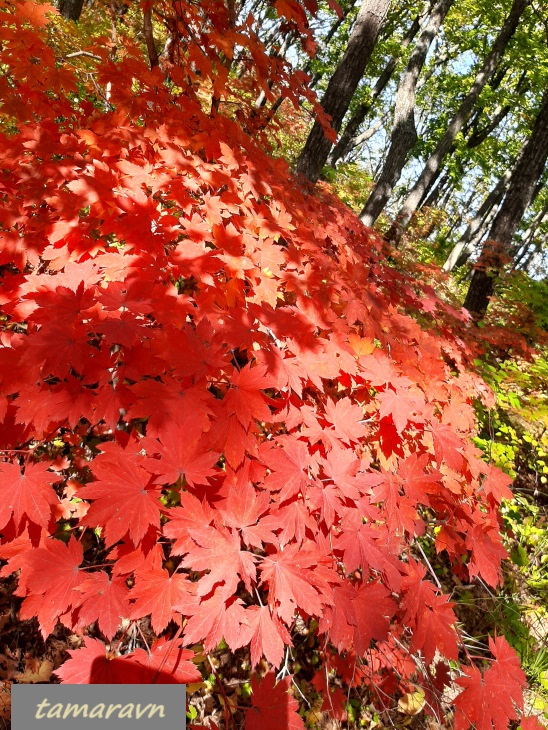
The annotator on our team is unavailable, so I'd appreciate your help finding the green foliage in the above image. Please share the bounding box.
[472,351,548,713]
[474,352,548,485]
[498,274,548,332]
[322,161,374,212]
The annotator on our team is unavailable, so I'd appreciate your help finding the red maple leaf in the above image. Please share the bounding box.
[259,542,327,623]
[246,672,305,730]
[378,388,424,434]
[260,436,312,501]
[397,452,441,502]
[129,569,198,633]
[74,571,129,640]
[55,638,118,684]
[78,456,163,547]
[183,589,251,653]
[481,465,514,503]
[182,525,257,596]
[55,637,198,684]
[351,581,397,655]
[323,397,365,444]
[520,717,546,730]
[245,604,292,668]
[224,363,274,428]
[428,420,464,471]
[144,425,219,487]
[401,560,458,664]
[164,492,214,556]
[336,509,402,590]
[466,524,508,587]
[0,460,61,530]
[217,481,275,549]
[454,636,526,730]
[126,637,202,684]
[18,537,83,637]
[320,446,376,500]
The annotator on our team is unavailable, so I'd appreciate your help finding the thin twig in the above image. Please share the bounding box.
[416,539,442,590]
[65,50,102,61]
[207,655,237,730]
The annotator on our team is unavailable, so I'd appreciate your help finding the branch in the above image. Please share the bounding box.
[65,50,102,61]
[143,6,159,69]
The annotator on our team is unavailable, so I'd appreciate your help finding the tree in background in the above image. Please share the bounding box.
[326,2,428,167]
[57,0,83,20]
[296,0,390,182]
[464,87,548,316]
[359,0,455,227]
[386,0,530,244]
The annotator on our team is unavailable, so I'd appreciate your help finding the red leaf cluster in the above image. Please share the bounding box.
[0,2,529,727]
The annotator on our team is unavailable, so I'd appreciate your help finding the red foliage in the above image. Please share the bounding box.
[454,636,527,730]
[246,672,304,729]
[0,1,532,727]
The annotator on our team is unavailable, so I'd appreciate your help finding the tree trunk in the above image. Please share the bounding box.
[420,169,448,209]
[512,198,548,268]
[443,134,530,272]
[57,0,85,20]
[296,0,391,183]
[306,4,371,90]
[339,116,385,158]
[143,7,159,69]
[516,235,545,272]
[359,0,454,227]
[463,87,548,317]
[442,169,512,271]
[327,4,428,167]
[388,0,530,244]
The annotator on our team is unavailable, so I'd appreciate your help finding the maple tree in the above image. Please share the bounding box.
[0,0,543,727]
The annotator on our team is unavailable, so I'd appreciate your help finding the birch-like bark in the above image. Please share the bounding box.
[442,170,512,271]
[420,170,449,210]
[512,200,548,269]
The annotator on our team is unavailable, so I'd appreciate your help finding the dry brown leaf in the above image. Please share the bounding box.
[0,682,11,721]
[13,659,53,684]
[398,688,426,716]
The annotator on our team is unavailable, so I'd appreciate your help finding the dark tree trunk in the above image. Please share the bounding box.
[359,0,454,227]
[327,3,428,167]
[388,0,530,244]
[464,87,548,317]
[143,7,159,69]
[296,0,391,183]
[58,0,85,20]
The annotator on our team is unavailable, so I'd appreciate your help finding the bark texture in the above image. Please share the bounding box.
[442,169,512,271]
[463,87,548,317]
[327,4,428,167]
[296,0,391,183]
[359,0,454,227]
[143,7,159,69]
[57,0,85,20]
[513,199,548,269]
[388,0,530,244]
